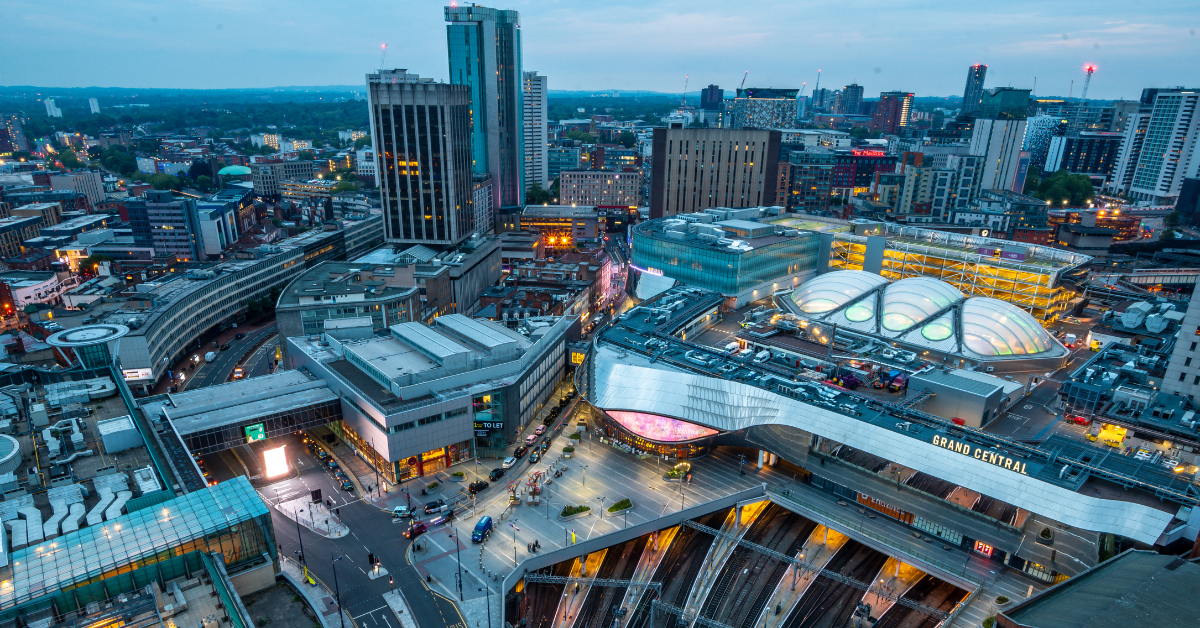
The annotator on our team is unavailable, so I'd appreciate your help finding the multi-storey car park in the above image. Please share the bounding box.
[53,213,383,393]
[566,285,1200,594]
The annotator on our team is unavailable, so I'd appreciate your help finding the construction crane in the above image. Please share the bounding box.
[379,43,388,70]
[682,74,689,106]
[739,70,749,91]
[1080,64,1096,101]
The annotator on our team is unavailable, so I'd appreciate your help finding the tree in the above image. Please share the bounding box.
[1023,165,1042,195]
[1165,210,1182,227]
[58,150,83,169]
[617,131,636,149]
[147,173,182,191]
[565,130,597,144]
[332,180,359,193]
[1031,169,1093,206]
[188,161,213,180]
[526,182,554,205]
[196,175,214,190]
[354,136,372,150]
[298,150,316,160]
[1161,229,1178,241]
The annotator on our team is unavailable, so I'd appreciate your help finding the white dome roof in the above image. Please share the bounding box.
[790,270,887,315]
[880,277,964,331]
[962,298,1054,356]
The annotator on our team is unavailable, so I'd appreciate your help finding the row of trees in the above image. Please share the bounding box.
[1024,167,1095,207]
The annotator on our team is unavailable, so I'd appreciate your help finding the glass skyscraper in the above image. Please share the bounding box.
[445,5,525,211]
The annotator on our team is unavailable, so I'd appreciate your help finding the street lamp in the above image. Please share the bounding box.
[295,508,307,567]
[331,555,346,628]
[581,464,589,487]
[598,496,607,519]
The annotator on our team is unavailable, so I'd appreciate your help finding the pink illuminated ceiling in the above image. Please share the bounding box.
[607,410,719,442]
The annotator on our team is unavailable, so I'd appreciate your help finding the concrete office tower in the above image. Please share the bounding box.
[88,98,100,114]
[522,71,549,189]
[1108,88,1200,205]
[0,114,29,153]
[872,91,914,135]
[44,99,61,118]
[840,84,864,115]
[962,64,988,114]
[1162,295,1200,396]
[649,128,781,218]
[445,4,524,211]
[367,69,475,246]
[701,85,723,111]
[969,87,1031,193]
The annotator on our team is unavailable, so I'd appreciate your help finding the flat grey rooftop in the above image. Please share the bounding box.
[160,371,337,434]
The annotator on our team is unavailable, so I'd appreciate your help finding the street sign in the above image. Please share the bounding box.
[244,423,265,443]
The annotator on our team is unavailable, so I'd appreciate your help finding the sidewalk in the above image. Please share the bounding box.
[277,496,349,539]
[279,556,358,628]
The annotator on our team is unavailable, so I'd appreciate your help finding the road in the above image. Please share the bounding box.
[183,324,277,390]
[259,434,467,628]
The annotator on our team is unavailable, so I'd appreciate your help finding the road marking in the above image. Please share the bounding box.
[353,606,388,619]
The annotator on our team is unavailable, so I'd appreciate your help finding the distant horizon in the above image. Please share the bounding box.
[1,84,1136,105]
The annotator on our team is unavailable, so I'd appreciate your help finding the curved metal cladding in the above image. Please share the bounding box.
[590,351,1174,544]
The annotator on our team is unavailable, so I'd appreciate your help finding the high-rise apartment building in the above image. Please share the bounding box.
[445,4,524,210]
[969,88,1031,193]
[44,99,62,118]
[650,128,781,218]
[88,97,100,114]
[522,71,549,189]
[962,64,987,114]
[871,91,914,135]
[0,114,30,153]
[559,170,644,207]
[1106,88,1200,205]
[367,69,475,246]
[49,170,105,206]
[1023,114,1068,169]
[474,174,494,235]
[548,146,583,182]
[1045,132,1124,186]
[732,88,799,129]
[701,85,723,111]
[249,160,316,198]
[840,84,864,115]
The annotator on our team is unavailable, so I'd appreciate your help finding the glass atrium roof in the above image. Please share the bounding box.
[881,278,964,331]
[962,298,1054,356]
[791,270,888,315]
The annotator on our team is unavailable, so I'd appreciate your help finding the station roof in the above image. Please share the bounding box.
[1002,550,1200,628]
[160,370,338,435]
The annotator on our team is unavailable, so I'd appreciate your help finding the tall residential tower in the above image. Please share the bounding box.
[522,71,549,189]
[445,5,524,210]
[367,69,475,246]
[962,64,987,114]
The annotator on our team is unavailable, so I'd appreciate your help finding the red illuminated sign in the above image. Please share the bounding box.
[851,149,885,157]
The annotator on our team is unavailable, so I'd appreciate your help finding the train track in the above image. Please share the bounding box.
[699,505,792,623]
[627,509,728,628]
[584,536,649,628]
[524,561,574,628]
[738,518,817,628]
[872,575,968,628]
[782,540,889,628]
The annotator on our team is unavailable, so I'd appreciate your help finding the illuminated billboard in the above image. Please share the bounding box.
[244,423,265,443]
[607,410,718,442]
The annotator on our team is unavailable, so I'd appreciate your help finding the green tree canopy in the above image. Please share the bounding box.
[1030,169,1094,207]
[332,180,359,193]
[147,173,182,191]
[617,131,636,149]
[526,182,555,205]
[354,136,372,150]
[58,150,84,169]
[565,130,597,144]
[1165,211,1182,227]
[196,175,214,190]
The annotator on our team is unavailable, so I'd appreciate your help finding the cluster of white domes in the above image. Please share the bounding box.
[789,270,1056,357]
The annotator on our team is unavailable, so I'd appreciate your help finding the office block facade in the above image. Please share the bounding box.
[872,91,914,135]
[732,88,799,129]
[649,128,781,218]
[559,170,643,208]
[970,88,1031,193]
[522,71,549,189]
[368,69,475,246]
[1044,132,1123,185]
[446,4,524,210]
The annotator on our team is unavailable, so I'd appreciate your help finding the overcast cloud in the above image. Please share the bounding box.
[3,0,1197,99]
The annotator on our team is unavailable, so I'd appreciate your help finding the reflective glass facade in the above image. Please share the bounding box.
[1,477,273,617]
[631,224,819,296]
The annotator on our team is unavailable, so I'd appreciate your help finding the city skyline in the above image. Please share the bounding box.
[2,1,1196,100]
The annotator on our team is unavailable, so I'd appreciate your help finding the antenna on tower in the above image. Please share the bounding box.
[379,43,388,70]
[682,74,689,106]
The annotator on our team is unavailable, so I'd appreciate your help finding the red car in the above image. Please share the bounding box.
[404,522,428,539]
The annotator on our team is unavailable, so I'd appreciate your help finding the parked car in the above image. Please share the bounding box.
[424,499,448,514]
[489,467,506,481]
[501,456,518,469]
[471,516,493,543]
[469,480,489,494]
[327,460,339,470]
[513,446,527,459]
[404,522,428,539]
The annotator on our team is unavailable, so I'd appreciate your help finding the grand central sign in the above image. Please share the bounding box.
[931,435,1031,475]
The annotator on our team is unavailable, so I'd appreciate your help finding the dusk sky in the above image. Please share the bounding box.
[5,0,1198,100]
